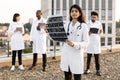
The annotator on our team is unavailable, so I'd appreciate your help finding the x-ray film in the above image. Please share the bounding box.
[47,15,67,42]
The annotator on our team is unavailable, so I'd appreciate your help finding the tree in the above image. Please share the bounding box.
[0,39,4,47]
[0,23,10,27]
[116,21,120,28]
[4,23,10,26]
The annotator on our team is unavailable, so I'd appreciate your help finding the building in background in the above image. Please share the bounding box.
[41,0,116,50]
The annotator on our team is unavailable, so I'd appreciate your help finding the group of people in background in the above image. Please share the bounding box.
[7,4,103,80]
[7,10,47,72]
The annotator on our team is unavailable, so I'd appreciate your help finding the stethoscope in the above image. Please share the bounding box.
[67,22,82,35]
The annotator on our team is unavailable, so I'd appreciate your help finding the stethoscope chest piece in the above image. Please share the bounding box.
[67,22,82,36]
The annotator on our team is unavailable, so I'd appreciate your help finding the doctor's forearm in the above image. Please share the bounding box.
[66,40,74,47]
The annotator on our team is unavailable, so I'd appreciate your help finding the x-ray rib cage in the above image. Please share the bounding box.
[47,15,68,42]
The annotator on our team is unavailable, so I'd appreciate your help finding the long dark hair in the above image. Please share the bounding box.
[69,4,85,23]
[13,13,20,22]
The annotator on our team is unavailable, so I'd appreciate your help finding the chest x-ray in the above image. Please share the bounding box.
[47,15,67,42]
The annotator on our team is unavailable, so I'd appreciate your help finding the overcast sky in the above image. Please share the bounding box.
[0,0,120,23]
[0,0,41,23]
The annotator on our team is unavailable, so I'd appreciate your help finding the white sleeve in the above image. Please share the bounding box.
[99,22,103,30]
[98,22,103,35]
[73,23,89,50]
[22,24,25,34]
[39,28,46,34]
[30,22,35,41]
[7,24,15,35]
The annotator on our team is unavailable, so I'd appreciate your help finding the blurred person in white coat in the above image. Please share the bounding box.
[7,13,25,71]
[60,5,89,80]
[84,11,103,76]
[28,10,47,71]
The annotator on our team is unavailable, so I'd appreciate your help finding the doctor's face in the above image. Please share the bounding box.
[16,16,20,22]
[70,8,81,20]
[36,10,42,19]
[91,15,98,22]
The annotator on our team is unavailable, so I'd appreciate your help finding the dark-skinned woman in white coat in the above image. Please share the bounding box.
[60,4,89,80]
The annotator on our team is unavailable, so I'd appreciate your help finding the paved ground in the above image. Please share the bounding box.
[0,52,120,80]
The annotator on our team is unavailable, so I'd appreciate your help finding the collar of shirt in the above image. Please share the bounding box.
[69,21,80,33]
[89,20,99,25]
[37,17,43,22]
[71,21,80,27]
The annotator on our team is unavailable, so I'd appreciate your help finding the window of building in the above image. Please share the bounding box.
[63,0,66,20]
[83,10,86,19]
[108,23,112,34]
[101,0,106,20]
[95,0,99,10]
[101,10,106,20]
[101,37,105,46]
[56,10,60,14]
[108,37,112,45]
[108,10,112,20]
[56,42,60,46]
[75,0,79,5]
[63,0,66,10]
[69,0,73,8]
[50,40,53,46]
[63,10,67,20]
[102,23,105,34]
[82,0,86,10]
[52,0,54,15]
[101,0,106,10]
[56,0,60,10]
[108,0,112,10]
[116,37,120,44]
[88,10,92,20]
[95,10,99,20]
[88,0,92,10]
[108,0,112,20]
[56,0,60,14]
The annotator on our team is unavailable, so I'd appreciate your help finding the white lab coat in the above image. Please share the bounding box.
[87,20,102,54]
[7,22,25,50]
[30,17,47,54]
[60,21,89,74]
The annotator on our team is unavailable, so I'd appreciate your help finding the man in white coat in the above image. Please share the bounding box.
[85,11,103,76]
[28,10,47,71]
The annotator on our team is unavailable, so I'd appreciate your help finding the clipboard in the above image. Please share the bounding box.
[16,27,22,31]
[90,28,99,34]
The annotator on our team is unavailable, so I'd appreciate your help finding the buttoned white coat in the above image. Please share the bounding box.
[30,18,47,54]
[7,22,25,50]
[87,20,102,54]
[60,21,89,74]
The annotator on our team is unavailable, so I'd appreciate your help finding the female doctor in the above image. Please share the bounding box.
[8,13,25,71]
[60,4,89,80]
